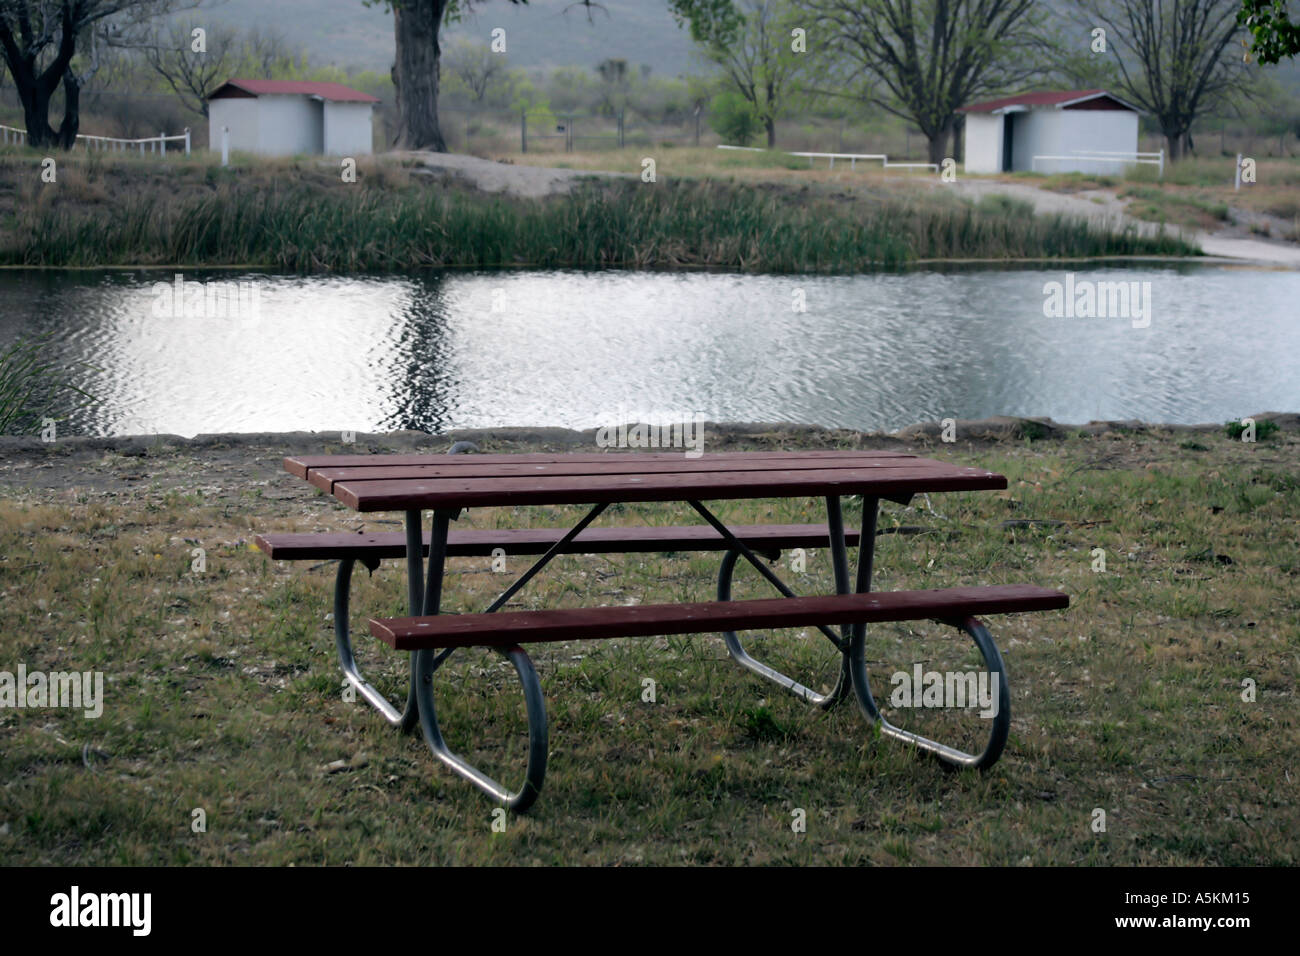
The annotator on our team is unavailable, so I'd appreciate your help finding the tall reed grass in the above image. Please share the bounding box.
[5,179,1196,272]
[0,333,98,436]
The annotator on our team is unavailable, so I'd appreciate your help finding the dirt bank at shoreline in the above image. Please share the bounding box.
[1,415,1295,499]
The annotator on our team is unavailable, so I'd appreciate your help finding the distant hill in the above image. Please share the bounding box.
[198,0,700,76]
[190,0,1299,101]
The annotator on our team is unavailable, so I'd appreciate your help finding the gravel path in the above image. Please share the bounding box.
[941,178,1300,267]
[398,150,633,198]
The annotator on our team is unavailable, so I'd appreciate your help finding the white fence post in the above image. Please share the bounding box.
[1158,148,1164,180]
[185,128,191,156]
[160,131,166,157]
[1235,153,1242,191]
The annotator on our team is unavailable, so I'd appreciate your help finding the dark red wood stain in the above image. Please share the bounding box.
[369,585,1070,650]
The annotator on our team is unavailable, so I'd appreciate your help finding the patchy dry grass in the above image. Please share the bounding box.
[0,426,1296,865]
[1011,158,1300,238]
[515,145,935,185]
[1118,185,1232,232]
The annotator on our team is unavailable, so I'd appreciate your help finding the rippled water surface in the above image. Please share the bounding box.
[1,266,1296,436]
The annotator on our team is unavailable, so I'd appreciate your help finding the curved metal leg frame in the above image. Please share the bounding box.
[713,494,867,709]
[334,557,419,729]
[848,615,1011,770]
[415,644,549,813]
[717,549,850,708]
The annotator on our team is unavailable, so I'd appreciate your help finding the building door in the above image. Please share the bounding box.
[1001,113,1015,172]
[308,98,325,154]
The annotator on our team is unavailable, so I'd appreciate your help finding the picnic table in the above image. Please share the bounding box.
[258,449,1068,812]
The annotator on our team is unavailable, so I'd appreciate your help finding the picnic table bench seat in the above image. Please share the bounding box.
[253,523,857,565]
[369,584,1067,811]
[369,585,1068,650]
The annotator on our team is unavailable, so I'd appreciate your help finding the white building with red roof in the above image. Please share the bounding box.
[957,90,1141,175]
[207,80,380,157]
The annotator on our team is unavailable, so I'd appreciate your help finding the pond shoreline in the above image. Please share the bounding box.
[2,415,1295,498]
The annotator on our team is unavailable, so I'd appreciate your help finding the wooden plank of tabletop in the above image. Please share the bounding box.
[332,462,1006,512]
[304,455,930,493]
[284,449,911,479]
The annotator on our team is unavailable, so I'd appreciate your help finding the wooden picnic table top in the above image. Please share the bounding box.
[285,450,1006,512]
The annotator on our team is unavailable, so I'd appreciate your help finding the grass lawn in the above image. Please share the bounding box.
[1,424,1296,865]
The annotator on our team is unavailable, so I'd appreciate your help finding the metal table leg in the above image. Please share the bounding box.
[712,495,857,708]
[411,507,551,812]
[328,505,425,729]
[332,555,416,728]
[845,498,1011,769]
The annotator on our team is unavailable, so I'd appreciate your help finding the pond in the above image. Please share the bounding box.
[1,264,1296,437]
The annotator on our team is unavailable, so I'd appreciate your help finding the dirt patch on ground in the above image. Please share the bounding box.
[2,416,1294,499]
[397,150,634,198]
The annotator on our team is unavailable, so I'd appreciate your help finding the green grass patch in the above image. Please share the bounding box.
[1225,419,1281,441]
[0,425,1296,864]
[1120,185,1230,230]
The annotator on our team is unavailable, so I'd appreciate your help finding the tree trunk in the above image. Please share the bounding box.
[55,71,81,149]
[926,123,951,166]
[1,7,79,151]
[392,0,450,152]
[765,115,776,148]
[19,82,58,149]
[1165,132,1183,162]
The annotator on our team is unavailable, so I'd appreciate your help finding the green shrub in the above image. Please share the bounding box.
[1225,419,1281,441]
[709,91,762,148]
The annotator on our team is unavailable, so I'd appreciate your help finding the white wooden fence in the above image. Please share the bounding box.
[717,144,938,172]
[1031,149,1164,179]
[0,124,190,156]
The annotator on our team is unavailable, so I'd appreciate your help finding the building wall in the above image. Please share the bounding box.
[1010,110,1061,172]
[207,98,259,155]
[963,113,1003,173]
[961,98,1142,175]
[255,95,323,156]
[1016,109,1139,174]
[1052,110,1140,174]
[322,102,374,156]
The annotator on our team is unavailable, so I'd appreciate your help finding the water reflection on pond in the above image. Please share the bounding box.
[0,265,1295,437]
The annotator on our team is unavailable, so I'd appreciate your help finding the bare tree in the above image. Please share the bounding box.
[443,37,505,104]
[594,55,628,116]
[143,19,236,116]
[800,0,1048,164]
[670,0,807,148]
[0,0,190,148]
[243,26,302,79]
[1074,0,1246,159]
